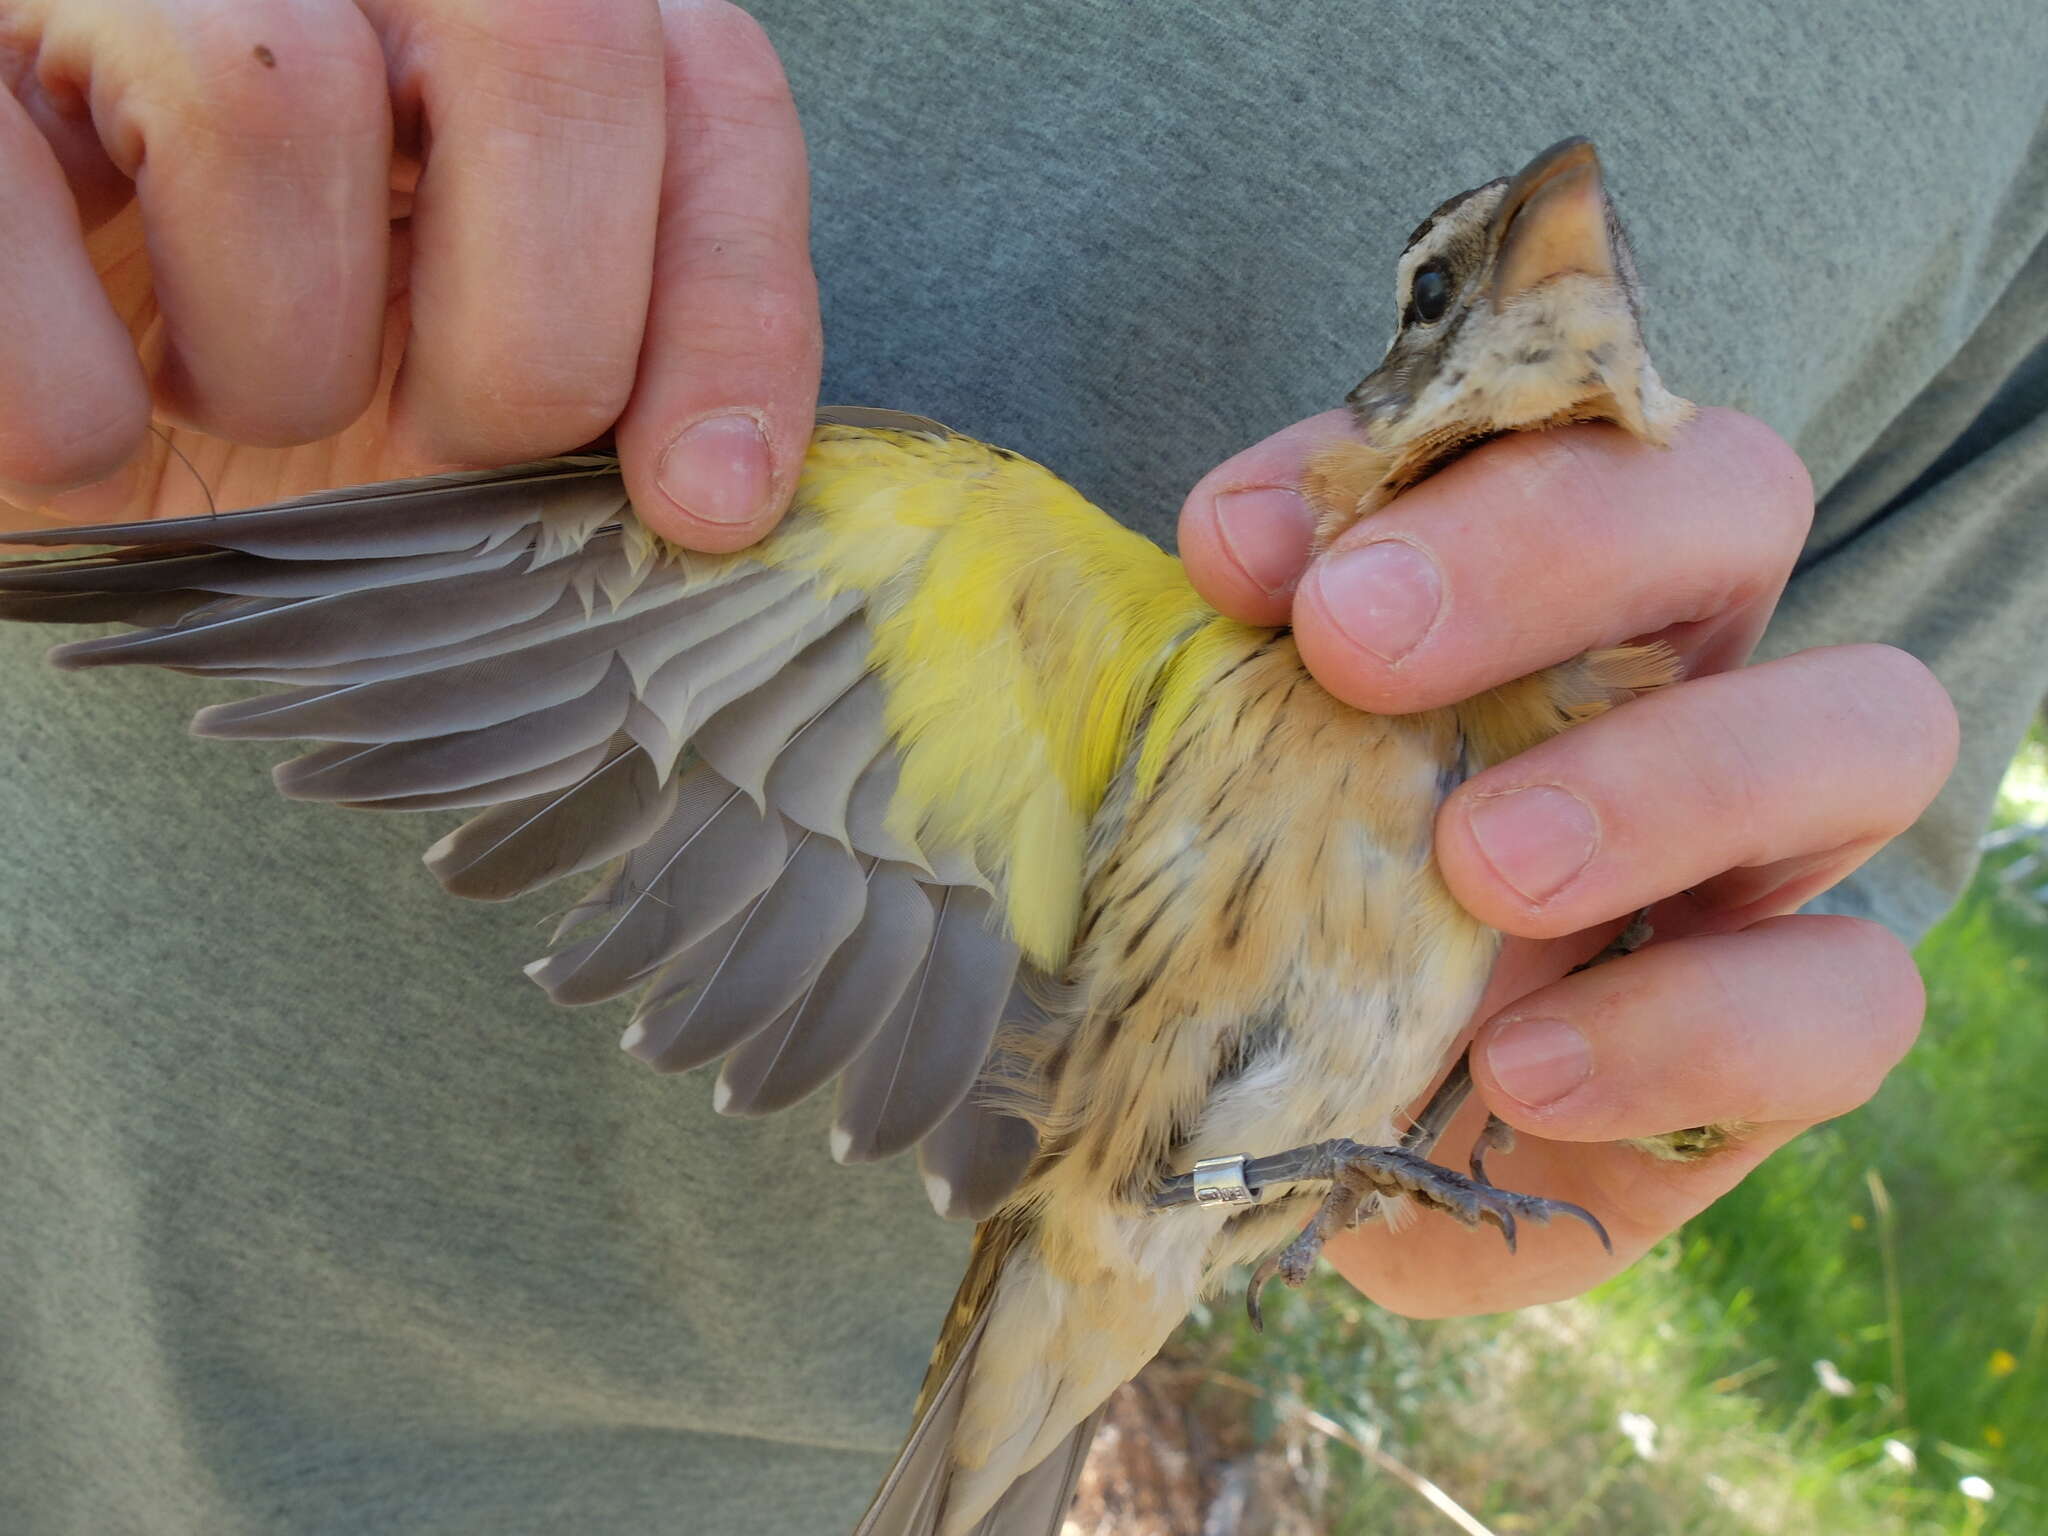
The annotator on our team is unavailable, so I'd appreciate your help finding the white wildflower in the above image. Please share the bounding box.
[1959,1476,1994,1502]
[1812,1359,1854,1397]
[1617,1410,1659,1460]
[1881,1438,1917,1472]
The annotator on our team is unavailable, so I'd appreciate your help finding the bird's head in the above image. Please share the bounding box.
[1335,137,1692,504]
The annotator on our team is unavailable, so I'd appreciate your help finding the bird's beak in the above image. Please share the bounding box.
[1487,137,1617,307]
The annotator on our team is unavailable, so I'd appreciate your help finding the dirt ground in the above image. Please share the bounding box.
[1065,1354,1326,1536]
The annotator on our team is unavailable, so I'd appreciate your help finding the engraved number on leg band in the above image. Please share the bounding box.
[1191,1154,1256,1206]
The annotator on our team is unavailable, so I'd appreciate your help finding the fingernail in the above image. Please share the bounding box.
[1468,786,1598,903]
[1487,1017,1593,1107]
[1309,539,1441,663]
[657,413,772,527]
[1212,486,1315,595]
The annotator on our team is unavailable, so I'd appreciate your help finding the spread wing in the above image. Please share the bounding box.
[0,411,1217,1219]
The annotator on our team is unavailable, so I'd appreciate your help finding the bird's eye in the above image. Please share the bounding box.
[1407,262,1452,325]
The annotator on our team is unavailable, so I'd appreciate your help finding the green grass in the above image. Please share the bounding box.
[1679,884,2048,1530]
[1169,731,2048,1534]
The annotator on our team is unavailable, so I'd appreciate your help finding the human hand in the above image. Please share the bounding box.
[0,0,817,549]
[1179,407,1957,1315]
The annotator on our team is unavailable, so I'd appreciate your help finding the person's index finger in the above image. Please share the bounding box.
[378,0,668,468]
[1293,408,1813,714]
[68,0,393,446]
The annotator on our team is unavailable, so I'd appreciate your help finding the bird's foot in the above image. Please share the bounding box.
[1571,907,1653,974]
[1627,1120,1749,1162]
[1244,1139,1610,1330]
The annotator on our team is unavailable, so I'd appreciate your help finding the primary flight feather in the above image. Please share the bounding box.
[0,138,1691,1534]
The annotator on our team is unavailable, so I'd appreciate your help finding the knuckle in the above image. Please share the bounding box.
[670,208,806,276]
[669,0,769,39]
[412,360,632,463]
[438,0,663,60]
[1764,914,1922,1116]
[1490,427,1612,531]
[674,78,800,145]
[1614,1170,1700,1235]
[124,2,386,155]
[1664,939,1755,1052]
[1680,412,1813,614]
[663,0,788,88]
[1859,642,1959,761]
[1591,1147,1718,1242]
[667,258,819,365]
[738,277,819,359]
[426,0,666,130]
[1650,685,1776,860]
[486,379,631,449]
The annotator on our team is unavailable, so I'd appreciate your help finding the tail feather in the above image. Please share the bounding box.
[856,1312,989,1536]
[962,1408,1103,1536]
[855,1298,1103,1536]
[858,1211,1109,1536]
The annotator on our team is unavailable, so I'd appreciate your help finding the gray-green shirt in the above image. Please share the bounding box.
[4,4,2045,1532]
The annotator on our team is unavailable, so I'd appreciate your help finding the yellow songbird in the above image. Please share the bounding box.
[0,138,1692,1534]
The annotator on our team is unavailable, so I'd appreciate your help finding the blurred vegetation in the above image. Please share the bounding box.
[1166,726,2048,1534]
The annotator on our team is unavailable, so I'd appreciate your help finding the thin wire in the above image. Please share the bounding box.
[149,425,217,517]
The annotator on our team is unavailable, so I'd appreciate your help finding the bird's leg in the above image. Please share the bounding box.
[1403,1055,1476,1156]
[1236,1069,1505,1329]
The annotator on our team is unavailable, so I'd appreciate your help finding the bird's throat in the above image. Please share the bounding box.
[1302,427,1504,550]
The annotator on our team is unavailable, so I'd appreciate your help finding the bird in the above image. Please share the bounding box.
[0,137,1693,1535]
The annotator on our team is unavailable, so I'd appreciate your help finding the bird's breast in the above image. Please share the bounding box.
[1025,634,1499,1230]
